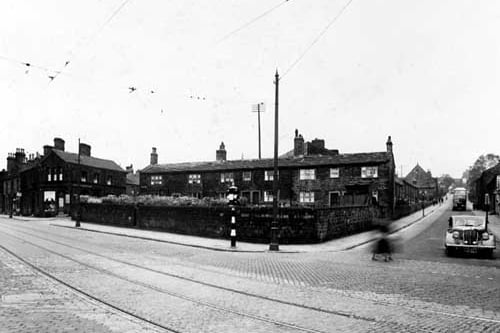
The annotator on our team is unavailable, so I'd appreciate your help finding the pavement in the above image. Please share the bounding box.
[6,201,448,253]
[473,210,500,242]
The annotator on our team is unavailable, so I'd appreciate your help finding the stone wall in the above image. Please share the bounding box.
[75,203,379,244]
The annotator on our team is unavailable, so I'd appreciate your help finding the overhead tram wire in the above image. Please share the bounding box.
[49,0,133,84]
[215,0,292,45]
[281,0,355,80]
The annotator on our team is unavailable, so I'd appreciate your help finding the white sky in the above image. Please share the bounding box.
[1,0,499,178]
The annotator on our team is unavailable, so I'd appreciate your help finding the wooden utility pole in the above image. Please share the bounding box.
[75,138,81,227]
[270,70,280,251]
[252,103,265,159]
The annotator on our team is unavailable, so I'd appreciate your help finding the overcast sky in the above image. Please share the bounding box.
[1,0,498,178]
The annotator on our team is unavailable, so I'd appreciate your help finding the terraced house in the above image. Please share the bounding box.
[20,138,126,216]
[140,131,396,217]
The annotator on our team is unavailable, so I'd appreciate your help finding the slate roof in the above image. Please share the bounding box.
[404,164,436,188]
[141,152,391,174]
[52,149,125,172]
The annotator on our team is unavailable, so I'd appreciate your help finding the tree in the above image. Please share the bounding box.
[438,174,455,191]
[463,154,500,201]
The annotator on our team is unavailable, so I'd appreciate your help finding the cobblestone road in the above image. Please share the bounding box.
[0,246,167,333]
[1,207,499,332]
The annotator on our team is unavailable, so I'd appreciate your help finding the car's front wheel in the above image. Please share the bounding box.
[481,249,494,259]
[445,246,455,257]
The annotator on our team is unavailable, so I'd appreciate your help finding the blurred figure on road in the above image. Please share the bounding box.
[372,224,393,262]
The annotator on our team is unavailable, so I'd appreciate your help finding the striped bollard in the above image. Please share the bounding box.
[230,206,237,248]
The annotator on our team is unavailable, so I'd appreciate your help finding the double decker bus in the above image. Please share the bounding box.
[452,187,467,211]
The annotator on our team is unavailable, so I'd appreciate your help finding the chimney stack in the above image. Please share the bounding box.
[293,129,304,157]
[43,145,53,156]
[7,153,16,173]
[79,143,91,157]
[150,147,158,165]
[15,148,26,164]
[126,164,134,173]
[53,137,65,151]
[386,136,393,154]
[216,142,227,162]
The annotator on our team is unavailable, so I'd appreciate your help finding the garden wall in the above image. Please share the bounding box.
[74,203,380,244]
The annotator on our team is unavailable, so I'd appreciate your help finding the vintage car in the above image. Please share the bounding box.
[445,215,496,257]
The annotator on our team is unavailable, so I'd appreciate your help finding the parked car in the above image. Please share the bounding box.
[445,215,495,257]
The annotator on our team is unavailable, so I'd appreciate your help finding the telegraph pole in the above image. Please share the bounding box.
[269,70,280,251]
[75,138,81,228]
[252,103,265,159]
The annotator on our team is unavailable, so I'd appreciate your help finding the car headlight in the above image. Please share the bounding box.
[482,232,489,240]
[452,231,460,239]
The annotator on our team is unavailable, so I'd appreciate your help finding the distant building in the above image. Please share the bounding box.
[394,176,419,205]
[404,164,439,201]
[20,138,126,216]
[0,148,28,215]
[140,131,396,216]
[125,164,140,196]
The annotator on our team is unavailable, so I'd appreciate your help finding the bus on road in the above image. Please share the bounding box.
[452,187,467,211]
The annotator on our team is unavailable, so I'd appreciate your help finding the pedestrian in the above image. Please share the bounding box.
[372,224,393,262]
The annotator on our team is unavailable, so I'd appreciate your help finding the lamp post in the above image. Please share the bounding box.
[269,70,280,251]
[485,193,490,230]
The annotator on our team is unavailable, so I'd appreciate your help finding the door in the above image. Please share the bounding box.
[251,191,260,204]
[58,197,64,213]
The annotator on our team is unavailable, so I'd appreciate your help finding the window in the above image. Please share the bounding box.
[265,170,278,181]
[59,168,63,181]
[47,169,52,182]
[188,174,201,184]
[264,190,274,202]
[106,176,112,185]
[300,169,315,180]
[81,171,87,183]
[361,166,378,178]
[330,168,340,178]
[93,173,99,184]
[220,172,234,183]
[242,171,252,181]
[300,191,315,203]
[151,175,163,185]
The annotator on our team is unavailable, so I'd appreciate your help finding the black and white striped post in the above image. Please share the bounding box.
[230,207,237,248]
[227,185,239,248]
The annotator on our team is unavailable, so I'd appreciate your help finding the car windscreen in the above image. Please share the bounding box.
[453,217,484,227]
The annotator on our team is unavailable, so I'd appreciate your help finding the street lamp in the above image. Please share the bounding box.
[485,193,490,230]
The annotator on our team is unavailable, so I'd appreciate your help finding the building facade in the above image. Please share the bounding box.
[404,164,439,201]
[473,163,500,213]
[140,132,396,216]
[20,138,126,216]
[1,149,30,215]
